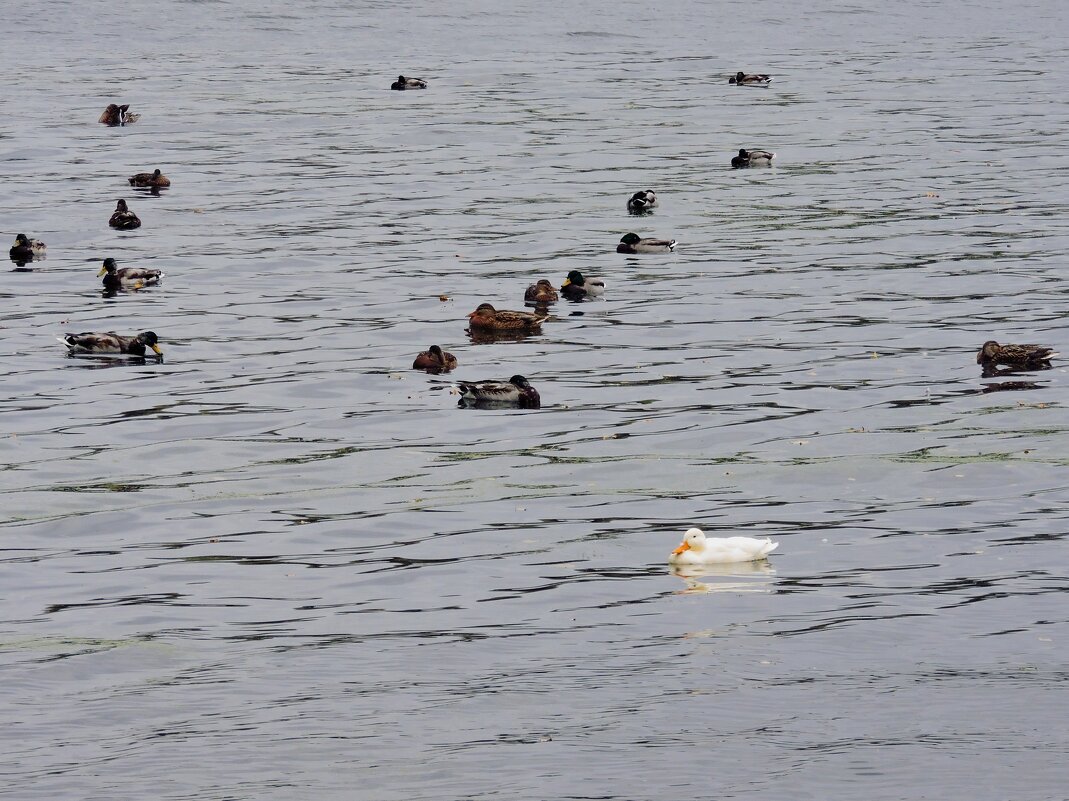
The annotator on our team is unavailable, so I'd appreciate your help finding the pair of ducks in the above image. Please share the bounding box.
[411,348,539,409]
[525,270,606,305]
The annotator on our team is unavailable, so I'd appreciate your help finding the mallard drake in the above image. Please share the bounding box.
[10,233,46,261]
[128,168,170,188]
[98,258,163,291]
[391,75,427,90]
[467,303,547,331]
[729,71,772,86]
[109,199,141,230]
[458,375,540,409]
[98,103,140,126]
[731,148,776,168]
[412,344,457,372]
[617,232,675,253]
[976,341,1056,371]
[524,279,559,305]
[560,270,605,300]
[627,190,657,213]
[669,528,778,565]
[60,331,162,358]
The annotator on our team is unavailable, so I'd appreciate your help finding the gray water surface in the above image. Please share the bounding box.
[2,1,1068,799]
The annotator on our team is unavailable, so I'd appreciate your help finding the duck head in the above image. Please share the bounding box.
[137,331,163,355]
[98,257,118,277]
[619,233,641,246]
[977,341,1000,365]
[562,270,585,287]
[672,528,706,555]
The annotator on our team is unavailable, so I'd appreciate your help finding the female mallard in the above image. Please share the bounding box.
[391,75,427,90]
[109,199,141,230]
[976,341,1056,371]
[467,303,547,331]
[412,344,457,372]
[627,190,657,213]
[60,331,162,358]
[458,375,540,409]
[731,148,775,168]
[729,72,772,86]
[669,528,778,565]
[98,104,140,126]
[128,168,170,188]
[98,258,163,291]
[524,279,559,305]
[560,270,605,300]
[10,233,46,261]
[617,232,675,254]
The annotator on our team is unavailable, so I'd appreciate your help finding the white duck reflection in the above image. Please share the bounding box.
[670,560,777,594]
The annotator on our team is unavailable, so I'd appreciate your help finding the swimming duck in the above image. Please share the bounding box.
[412,344,457,372]
[560,270,606,300]
[60,330,162,358]
[391,75,427,90]
[524,279,559,305]
[98,104,140,126]
[109,199,141,230]
[976,341,1056,371]
[617,232,676,253]
[458,375,541,409]
[729,72,772,86]
[128,169,170,188]
[731,148,776,168]
[10,233,46,261]
[627,190,658,213]
[98,258,163,291]
[669,528,778,565]
[467,303,547,331]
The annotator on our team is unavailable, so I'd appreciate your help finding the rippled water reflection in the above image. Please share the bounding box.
[2,0,1067,798]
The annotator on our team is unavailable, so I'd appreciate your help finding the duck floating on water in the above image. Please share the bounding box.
[98,104,140,126]
[391,75,427,90]
[467,303,547,332]
[457,375,541,409]
[524,279,559,305]
[10,233,46,262]
[98,258,163,291]
[669,528,778,565]
[109,199,141,229]
[617,232,676,253]
[731,148,776,168]
[976,341,1056,372]
[128,169,170,188]
[627,190,658,213]
[729,72,772,86]
[412,344,457,372]
[560,270,605,300]
[60,331,162,358]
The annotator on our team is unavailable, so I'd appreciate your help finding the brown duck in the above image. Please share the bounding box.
[976,341,1056,371]
[128,169,170,188]
[109,199,141,229]
[467,303,547,331]
[412,345,457,373]
[98,104,140,126]
[524,279,559,305]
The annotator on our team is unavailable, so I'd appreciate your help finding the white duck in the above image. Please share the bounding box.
[668,528,778,565]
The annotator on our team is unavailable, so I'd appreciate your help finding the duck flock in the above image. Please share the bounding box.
[7,73,1059,563]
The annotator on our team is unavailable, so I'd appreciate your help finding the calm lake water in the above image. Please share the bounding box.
[2,0,1068,799]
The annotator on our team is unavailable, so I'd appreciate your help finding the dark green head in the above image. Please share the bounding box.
[619,233,641,245]
[509,375,530,388]
[564,270,585,286]
[14,233,28,246]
